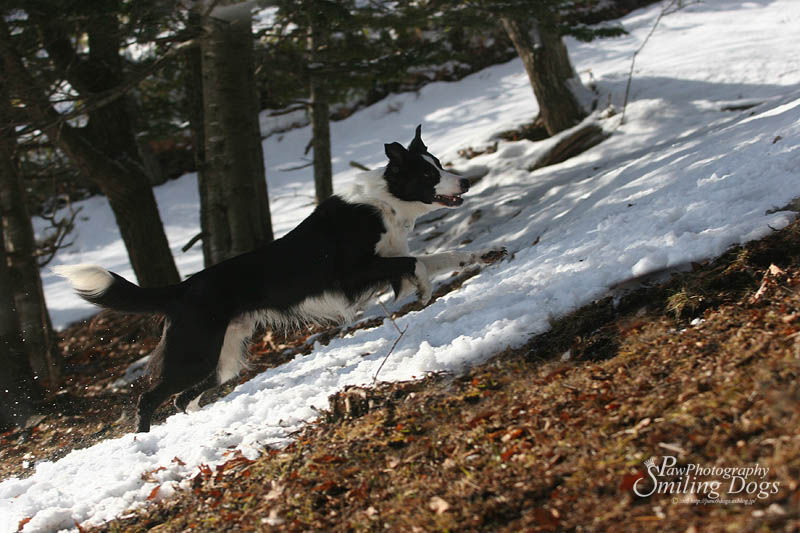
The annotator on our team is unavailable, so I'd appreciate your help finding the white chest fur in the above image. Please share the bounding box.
[374,202,413,258]
[342,168,435,259]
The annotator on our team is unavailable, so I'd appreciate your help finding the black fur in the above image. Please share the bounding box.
[383,125,452,204]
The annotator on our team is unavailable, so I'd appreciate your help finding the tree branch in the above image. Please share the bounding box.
[10,38,200,139]
[35,203,82,267]
[620,0,699,124]
[373,301,408,383]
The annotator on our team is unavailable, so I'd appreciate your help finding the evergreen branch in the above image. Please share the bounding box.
[11,38,200,138]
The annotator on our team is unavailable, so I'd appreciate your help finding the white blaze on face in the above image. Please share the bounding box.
[434,169,465,197]
[419,153,466,207]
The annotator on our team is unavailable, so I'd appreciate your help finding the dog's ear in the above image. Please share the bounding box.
[384,142,407,171]
[408,124,426,154]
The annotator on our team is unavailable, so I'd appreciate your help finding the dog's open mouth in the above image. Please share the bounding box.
[433,194,463,207]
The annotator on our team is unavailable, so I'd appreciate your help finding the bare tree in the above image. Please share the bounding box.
[0,227,41,430]
[0,78,59,389]
[198,1,274,265]
[500,16,590,136]
[0,86,42,428]
[308,8,333,203]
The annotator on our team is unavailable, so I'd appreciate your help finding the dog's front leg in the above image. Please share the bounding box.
[347,256,431,303]
[410,259,432,303]
[394,247,507,303]
[417,247,507,277]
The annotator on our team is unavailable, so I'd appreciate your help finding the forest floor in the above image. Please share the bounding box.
[4,217,800,532]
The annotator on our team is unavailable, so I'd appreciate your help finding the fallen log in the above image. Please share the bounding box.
[528,122,610,171]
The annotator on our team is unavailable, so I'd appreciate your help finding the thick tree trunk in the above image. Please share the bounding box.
[0,84,59,388]
[0,228,40,430]
[0,101,42,426]
[184,6,212,266]
[310,79,333,203]
[309,19,333,204]
[200,4,273,265]
[103,174,182,287]
[500,16,589,136]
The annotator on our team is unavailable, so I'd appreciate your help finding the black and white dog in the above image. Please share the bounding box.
[55,126,505,433]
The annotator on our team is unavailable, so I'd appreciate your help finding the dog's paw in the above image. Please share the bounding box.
[479,247,508,264]
[412,259,432,304]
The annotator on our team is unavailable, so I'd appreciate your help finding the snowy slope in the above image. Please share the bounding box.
[5,1,800,531]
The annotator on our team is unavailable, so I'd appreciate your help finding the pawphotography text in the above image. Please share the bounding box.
[633,456,780,503]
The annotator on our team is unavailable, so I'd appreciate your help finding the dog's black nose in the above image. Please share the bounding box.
[459,178,470,193]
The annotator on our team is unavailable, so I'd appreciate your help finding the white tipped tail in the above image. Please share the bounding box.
[52,264,114,297]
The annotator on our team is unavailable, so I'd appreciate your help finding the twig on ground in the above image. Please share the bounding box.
[373,301,408,383]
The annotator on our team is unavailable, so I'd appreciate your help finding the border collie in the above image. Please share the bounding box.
[55,126,506,433]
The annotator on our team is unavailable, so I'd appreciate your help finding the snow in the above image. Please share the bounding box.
[5,0,800,531]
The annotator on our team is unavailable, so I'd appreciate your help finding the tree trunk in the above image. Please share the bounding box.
[0,91,59,390]
[0,87,42,426]
[0,81,59,388]
[309,17,333,204]
[103,175,182,287]
[0,19,181,288]
[184,6,212,266]
[0,227,40,430]
[500,16,589,136]
[200,3,273,265]
[310,78,333,203]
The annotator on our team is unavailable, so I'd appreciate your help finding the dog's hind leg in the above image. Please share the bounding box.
[216,316,255,384]
[136,363,220,432]
[136,381,175,433]
[136,373,217,432]
[176,317,255,413]
[135,315,227,432]
[174,371,217,413]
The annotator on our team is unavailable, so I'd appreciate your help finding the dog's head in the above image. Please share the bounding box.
[383,125,469,208]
